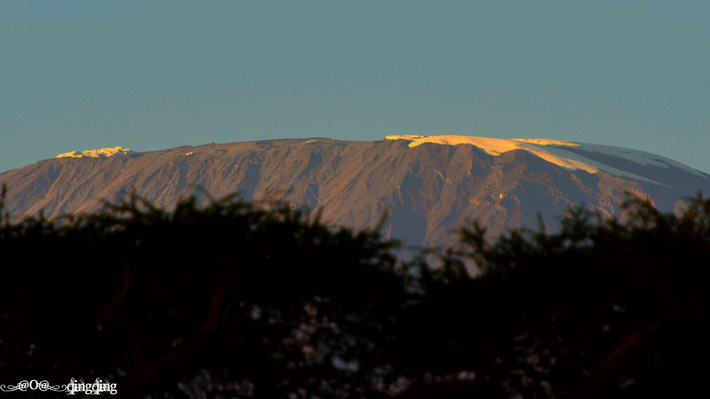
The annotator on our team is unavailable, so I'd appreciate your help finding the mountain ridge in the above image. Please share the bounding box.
[2,136,708,247]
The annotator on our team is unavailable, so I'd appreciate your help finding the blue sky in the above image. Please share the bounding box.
[2,0,709,174]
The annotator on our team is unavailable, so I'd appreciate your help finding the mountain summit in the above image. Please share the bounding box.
[385,135,706,190]
[2,136,708,246]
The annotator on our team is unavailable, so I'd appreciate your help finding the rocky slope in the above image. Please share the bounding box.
[1,136,708,247]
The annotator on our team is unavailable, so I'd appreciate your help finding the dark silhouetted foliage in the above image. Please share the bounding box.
[418,193,710,398]
[0,186,708,398]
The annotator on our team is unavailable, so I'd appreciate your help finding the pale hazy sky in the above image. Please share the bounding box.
[2,0,709,174]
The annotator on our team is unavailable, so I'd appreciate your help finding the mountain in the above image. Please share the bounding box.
[1,136,708,247]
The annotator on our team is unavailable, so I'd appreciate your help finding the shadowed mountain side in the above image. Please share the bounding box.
[1,138,708,247]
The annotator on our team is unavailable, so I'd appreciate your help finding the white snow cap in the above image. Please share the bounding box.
[57,146,133,159]
[384,135,706,184]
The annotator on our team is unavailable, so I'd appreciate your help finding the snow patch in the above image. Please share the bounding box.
[511,138,580,147]
[57,146,133,159]
[385,135,599,174]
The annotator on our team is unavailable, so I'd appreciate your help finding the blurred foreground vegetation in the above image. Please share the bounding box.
[0,186,708,398]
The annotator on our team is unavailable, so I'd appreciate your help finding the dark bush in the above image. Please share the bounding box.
[1,186,708,398]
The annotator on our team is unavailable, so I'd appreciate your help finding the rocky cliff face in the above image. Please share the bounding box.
[2,137,708,247]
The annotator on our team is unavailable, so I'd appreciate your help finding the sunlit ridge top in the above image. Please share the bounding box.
[56,147,133,159]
